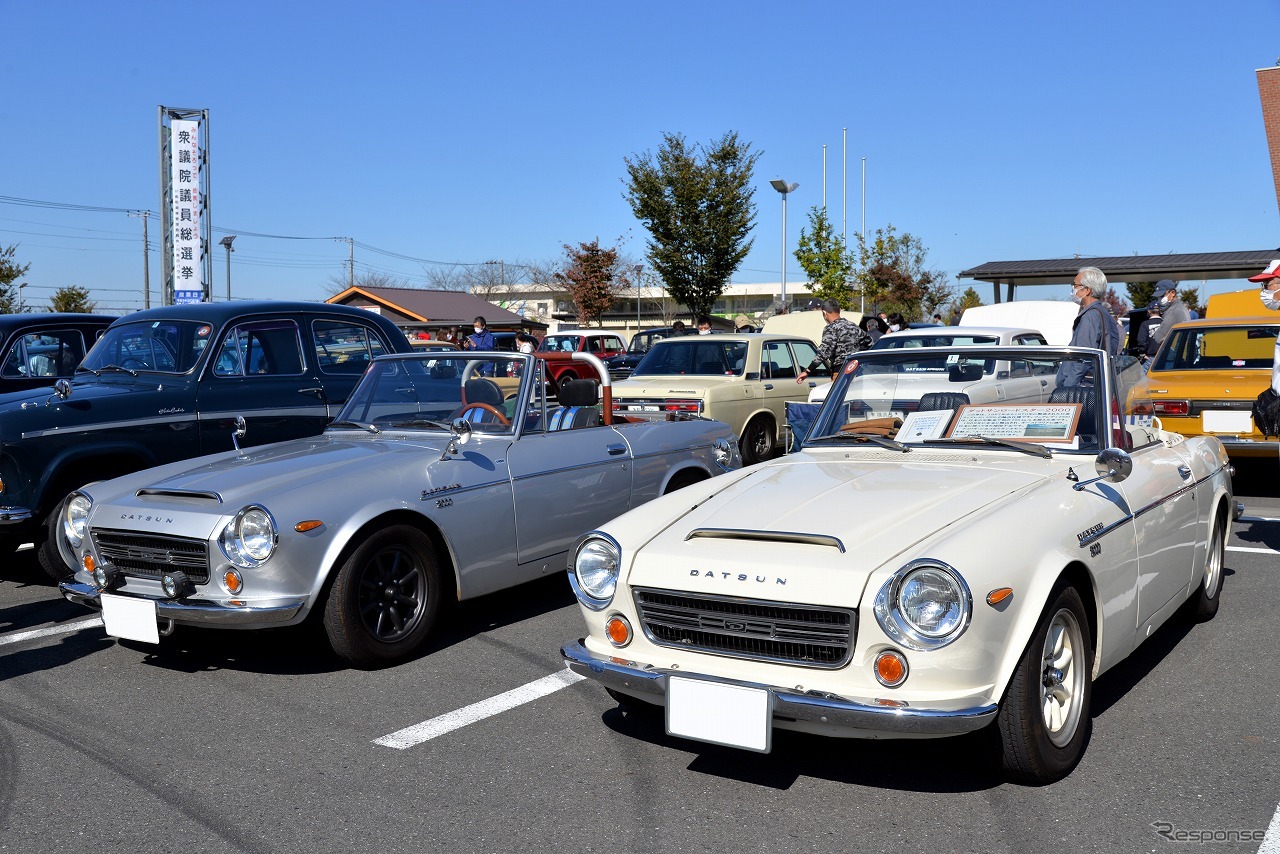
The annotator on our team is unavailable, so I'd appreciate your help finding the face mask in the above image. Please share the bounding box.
[698,328,711,335]
[474,326,483,334]
[1071,293,1083,306]
[1162,294,1174,305]
[888,324,900,332]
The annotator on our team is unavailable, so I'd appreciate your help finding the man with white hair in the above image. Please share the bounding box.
[1057,266,1123,387]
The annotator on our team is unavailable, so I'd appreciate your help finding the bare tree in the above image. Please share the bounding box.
[323,270,414,297]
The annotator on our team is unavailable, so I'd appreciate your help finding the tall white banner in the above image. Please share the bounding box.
[170,119,203,302]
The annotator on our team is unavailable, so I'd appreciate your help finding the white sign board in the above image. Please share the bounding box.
[170,119,202,296]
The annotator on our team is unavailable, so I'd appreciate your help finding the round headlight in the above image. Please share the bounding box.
[897,567,964,638]
[571,534,621,608]
[62,492,92,548]
[874,560,972,651]
[219,505,277,568]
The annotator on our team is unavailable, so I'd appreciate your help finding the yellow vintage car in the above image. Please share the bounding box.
[1146,315,1279,457]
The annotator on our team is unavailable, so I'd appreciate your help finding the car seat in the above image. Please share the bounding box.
[464,377,504,408]
[918,392,971,411]
[1048,386,1098,441]
[548,379,601,429]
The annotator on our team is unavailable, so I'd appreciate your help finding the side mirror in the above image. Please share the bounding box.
[54,379,72,400]
[1071,447,1133,491]
[231,415,247,452]
[440,418,472,461]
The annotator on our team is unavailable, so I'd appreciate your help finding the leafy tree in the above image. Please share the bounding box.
[852,225,936,320]
[554,238,628,327]
[0,243,32,314]
[1179,288,1202,316]
[323,270,415,297]
[955,287,984,314]
[1100,287,1130,317]
[919,272,955,321]
[1125,280,1157,310]
[624,131,760,319]
[794,206,853,307]
[48,286,96,313]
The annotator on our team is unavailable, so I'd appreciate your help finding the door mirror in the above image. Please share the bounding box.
[232,415,247,452]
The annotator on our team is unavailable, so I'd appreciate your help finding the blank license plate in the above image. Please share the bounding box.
[100,594,160,644]
[1202,410,1252,433]
[666,676,771,752]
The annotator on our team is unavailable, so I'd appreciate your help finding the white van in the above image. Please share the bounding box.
[959,301,1077,345]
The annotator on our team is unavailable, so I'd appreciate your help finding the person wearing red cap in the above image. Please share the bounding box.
[1251,260,1280,393]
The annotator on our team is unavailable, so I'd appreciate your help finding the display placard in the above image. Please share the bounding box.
[948,403,1082,443]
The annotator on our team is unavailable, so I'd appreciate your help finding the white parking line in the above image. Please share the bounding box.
[0,616,103,648]
[374,668,585,750]
[1260,801,1280,854]
[1228,546,1279,555]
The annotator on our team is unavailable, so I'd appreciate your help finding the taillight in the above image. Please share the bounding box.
[1153,400,1189,416]
[663,399,702,413]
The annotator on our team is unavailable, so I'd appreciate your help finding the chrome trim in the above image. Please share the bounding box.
[873,559,973,652]
[0,506,34,524]
[136,488,223,502]
[21,412,201,440]
[567,531,621,611]
[561,641,997,736]
[1077,467,1226,548]
[59,580,305,627]
[684,528,846,553]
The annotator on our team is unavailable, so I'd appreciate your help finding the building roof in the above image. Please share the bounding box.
[960,250,1280,287]
[326,286,545,330]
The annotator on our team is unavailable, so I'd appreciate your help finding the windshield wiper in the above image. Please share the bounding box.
[96,364,139,376]
[384,417,453,430]
[923,436,1052,459]
[815,432,911,452]
[329,419,381,434]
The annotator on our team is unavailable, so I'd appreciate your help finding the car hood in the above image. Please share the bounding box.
[89,432,460,529]
[626,455,1047,607]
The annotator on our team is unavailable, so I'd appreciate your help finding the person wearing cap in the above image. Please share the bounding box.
[1251,259,1280,392]
[796,298,872,383]
[1056,266,1124,387]
[1150,280,1190,346]
[1134,302,1163,367]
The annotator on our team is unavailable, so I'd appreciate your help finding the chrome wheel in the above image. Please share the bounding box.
[1203,517,1223,600]
[1040,607,1085,748]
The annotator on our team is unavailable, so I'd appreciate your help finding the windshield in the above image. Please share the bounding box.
[80,320,211,374]
[632,339,750,377]
[804,346,1135,455]
[334,354,528,434]
[874,334,1001,349]
[1150,325,1278,371]
[538,335,583,353]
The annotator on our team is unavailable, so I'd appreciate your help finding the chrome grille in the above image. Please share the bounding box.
[633,587,855,668]
[92,528,210,583]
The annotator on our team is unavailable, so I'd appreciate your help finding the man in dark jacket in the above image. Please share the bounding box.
[1135,303,1163,365]
[1057,267,1123,387]
[797,299,872,382]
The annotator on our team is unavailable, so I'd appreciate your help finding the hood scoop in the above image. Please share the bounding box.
[685,527,846,553]
[135,488,223,503]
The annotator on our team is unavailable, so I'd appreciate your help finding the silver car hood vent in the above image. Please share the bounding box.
[135,488,223,503]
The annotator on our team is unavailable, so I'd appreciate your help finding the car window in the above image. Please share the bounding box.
[603,336,624,351]
[1152,325,1278,371]
[1014,335,1047,346]
[632,339,749,376]
[214,319,305,377]
[313,320,389,374]
[540,335,582,352]
[789,340,830,378]
[1,330,87,378]
[81,320,206,374]
[762,341,798,379]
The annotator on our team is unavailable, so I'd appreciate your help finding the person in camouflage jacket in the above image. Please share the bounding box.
[797,299,872,382]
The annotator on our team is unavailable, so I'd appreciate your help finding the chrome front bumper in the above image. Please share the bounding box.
[562,640,998,737]
[0,505,34,525]
[59,580,306,627]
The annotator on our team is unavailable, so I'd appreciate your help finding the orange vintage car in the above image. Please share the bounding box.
[1146,313,1279,458]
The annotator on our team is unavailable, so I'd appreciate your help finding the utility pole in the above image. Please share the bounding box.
[219,235,236,301]
[335,237,355,289]
[129,210,151,309]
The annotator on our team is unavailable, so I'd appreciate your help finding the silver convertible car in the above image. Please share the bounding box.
[58,351,741,667]
[563,345,1237,784]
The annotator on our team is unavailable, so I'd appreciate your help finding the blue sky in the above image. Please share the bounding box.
[3,0,1279,315]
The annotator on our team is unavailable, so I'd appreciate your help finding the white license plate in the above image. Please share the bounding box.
[100,594,160,644]
[666,676,771,752]
[1202,410,1252,433]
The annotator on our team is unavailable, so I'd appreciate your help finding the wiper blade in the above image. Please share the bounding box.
[816,432,910,452]
[329,419,380,434]
[96,364,139,376]
[923,436,1052,459]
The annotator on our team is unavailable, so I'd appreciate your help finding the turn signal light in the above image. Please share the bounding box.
[605,614,632,647]
[874,650,909,688]
[222,569,243,595]
[986,587,1014,606]
[1153,400,1189,416]
[82,554,96,574]
[294,520,324,533]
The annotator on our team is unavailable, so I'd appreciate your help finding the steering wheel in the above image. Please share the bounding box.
[456,402,510,425]
[120,358,147,370]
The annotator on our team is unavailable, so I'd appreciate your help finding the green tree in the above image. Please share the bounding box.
[0,243,32,314]
[554,238,627,327]
[793,206,853,307]
[852,225,936,320]
[624,131,760,319]
[1126,280,1156,310]
[955,287,984,314]
[49,286,97,313]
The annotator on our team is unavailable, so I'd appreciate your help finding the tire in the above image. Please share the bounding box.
[1190,512,1225,622]
[997,583,1093,785]
[556,372,578,398]
[322,525,442,669]
[739,414,776,465]
[36,494,77,582]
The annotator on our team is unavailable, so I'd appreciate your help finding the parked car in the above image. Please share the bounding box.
[604,327,683,381]
[563,343,1235,784]
[0,301,413,580]
[58,351,741,668]
[611,332,830,464]
[1146,316,1280,458]
[535,332,627,395]
[0,313,114,392]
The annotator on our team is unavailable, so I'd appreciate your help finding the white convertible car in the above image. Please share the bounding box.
[563,344,1238,784]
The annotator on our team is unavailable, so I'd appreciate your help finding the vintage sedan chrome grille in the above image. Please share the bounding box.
[92,528,210,584]
[633,588,855,668]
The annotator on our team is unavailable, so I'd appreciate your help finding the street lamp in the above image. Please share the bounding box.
[634,265,643,332]
[17,282,27,313]
[770,179,798,308]
[219,235,236,301]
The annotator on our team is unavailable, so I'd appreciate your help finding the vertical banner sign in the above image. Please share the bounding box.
[170,119,203,304]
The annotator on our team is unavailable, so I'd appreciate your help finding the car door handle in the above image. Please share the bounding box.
[1040,379,1048,387]
[298,387,324,397]
[763,384,774,390]
[607,443,627,456]
[808,381,817,387]
[1178,465,1192,479]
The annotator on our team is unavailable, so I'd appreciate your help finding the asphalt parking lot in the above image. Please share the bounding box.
[2,461,1278,854]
